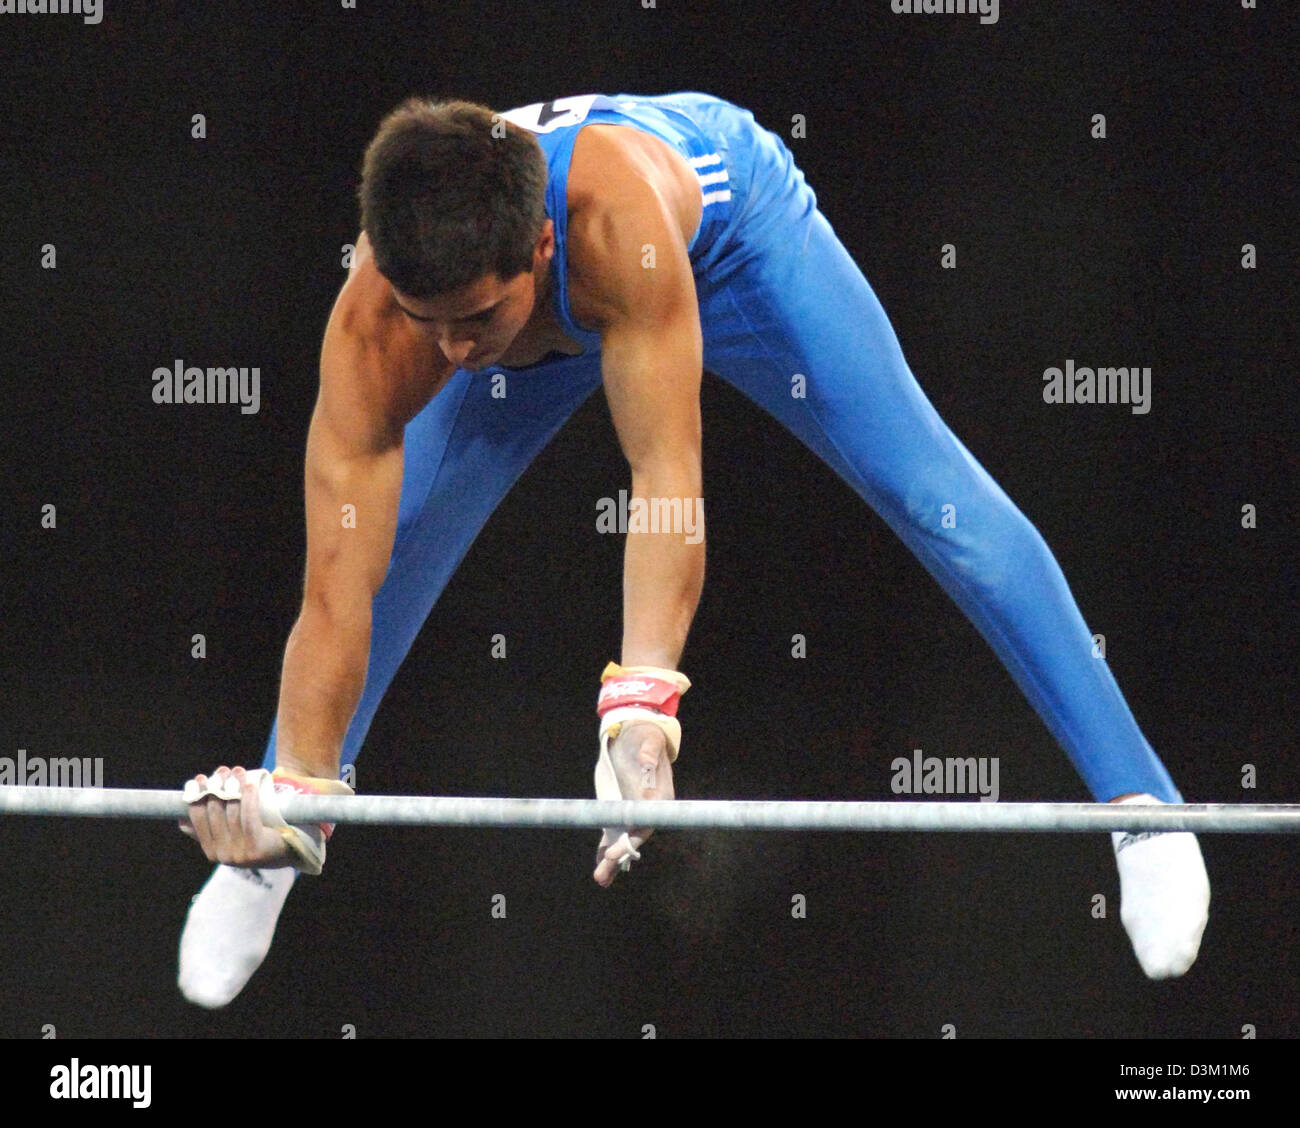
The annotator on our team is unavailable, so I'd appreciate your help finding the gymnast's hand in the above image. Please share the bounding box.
[593,721,674,888]
[178,766,295,868]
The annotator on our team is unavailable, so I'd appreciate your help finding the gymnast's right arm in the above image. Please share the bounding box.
[179,297,410,870]
[274,321,406,779]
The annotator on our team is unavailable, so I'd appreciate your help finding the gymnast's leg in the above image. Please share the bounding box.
[178,358,602,1007]
[698,139,1208,976]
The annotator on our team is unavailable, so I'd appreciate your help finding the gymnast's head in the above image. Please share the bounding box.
[358,97,551,370]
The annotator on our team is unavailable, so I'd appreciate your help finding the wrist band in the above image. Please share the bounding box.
[596,661,691,763]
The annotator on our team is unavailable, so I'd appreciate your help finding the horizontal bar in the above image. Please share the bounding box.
[0,787,1298,832]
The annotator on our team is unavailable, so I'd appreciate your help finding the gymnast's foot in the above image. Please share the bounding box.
[177,864,297,1007]
[1109,793,1211,978]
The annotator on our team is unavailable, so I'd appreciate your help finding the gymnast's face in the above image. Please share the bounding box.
[390,219,555,372]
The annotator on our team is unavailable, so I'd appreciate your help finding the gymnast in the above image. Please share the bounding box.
[176,93,1209,1007]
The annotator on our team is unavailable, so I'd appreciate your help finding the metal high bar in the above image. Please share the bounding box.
[1,787,1298,833]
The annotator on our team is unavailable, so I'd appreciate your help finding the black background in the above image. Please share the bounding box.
[1,1,1295,1038]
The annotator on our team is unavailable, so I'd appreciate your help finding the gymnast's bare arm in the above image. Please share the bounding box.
[180,238,452,866]
[565,128,706,884]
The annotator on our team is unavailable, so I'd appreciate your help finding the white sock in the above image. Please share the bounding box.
[1111,793,1211,979]
[178,864,298,1008]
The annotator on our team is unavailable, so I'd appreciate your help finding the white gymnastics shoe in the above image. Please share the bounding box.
[178,864,298,1008]
[1110,793,1211,979]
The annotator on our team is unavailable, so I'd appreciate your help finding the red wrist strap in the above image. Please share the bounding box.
[597,673,683,718]
[270,771,337,841]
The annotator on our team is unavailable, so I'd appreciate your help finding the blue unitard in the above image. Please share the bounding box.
[262,92,1180,804]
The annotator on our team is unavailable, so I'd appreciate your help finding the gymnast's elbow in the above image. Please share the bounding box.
[294,582,374,651]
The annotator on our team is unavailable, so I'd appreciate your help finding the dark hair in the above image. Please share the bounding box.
[358,97,549,298]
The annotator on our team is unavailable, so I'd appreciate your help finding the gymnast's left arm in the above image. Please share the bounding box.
[569,173,705,884]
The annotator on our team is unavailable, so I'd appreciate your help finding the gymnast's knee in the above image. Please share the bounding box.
[894,474,1048,595]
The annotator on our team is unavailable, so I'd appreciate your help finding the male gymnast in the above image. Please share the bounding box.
[177,93,1210,1007]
